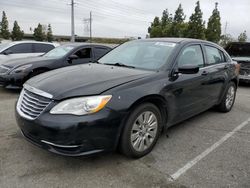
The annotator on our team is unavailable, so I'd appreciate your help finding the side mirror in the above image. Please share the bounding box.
[67,54,79,63]
[178,65,200,74]
[3,50,13,55]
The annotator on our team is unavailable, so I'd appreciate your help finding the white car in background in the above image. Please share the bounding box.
[0,41,59,62]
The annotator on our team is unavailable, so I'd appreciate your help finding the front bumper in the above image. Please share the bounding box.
[239,75,250,83]
[0,73,26,89]
[15,106,125,156]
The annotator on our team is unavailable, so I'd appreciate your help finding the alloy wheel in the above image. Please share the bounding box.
[130,111,158,152]
[225,86,235,109]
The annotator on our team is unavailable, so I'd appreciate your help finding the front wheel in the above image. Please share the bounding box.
[217,82,236,112]
[119,103,162,158]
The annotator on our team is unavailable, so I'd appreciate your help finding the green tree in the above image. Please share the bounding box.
[11,21,24,41]
[219,34,234,47]
[238,31,247,42]
[148,17,162,38]
[186,1,206,39]
[169,4,186,37]
[47,24,53,42]
[161,9,173,37]
[206,3,221,43]
[0,11,10,39]
[33,23,46,41]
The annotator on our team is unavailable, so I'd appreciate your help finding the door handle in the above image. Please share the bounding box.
[201,71,209,76]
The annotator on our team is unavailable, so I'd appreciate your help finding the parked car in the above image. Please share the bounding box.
[16,38,239,158]
[0,41,58,61]
[225,42,250,83]
[0,43,112,89]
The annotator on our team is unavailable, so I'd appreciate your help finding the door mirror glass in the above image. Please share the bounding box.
[178,65,200,74]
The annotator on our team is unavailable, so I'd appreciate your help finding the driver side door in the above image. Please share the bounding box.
[169,44,211,124]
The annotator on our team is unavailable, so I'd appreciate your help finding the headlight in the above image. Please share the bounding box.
[50,95,112,115]
[11,64,32,73]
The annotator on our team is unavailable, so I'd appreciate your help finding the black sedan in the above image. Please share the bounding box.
[0,43,112,89]
[16,38,239,158]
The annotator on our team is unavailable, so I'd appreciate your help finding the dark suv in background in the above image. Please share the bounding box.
[0,43,112,89]
[225,42,250,83]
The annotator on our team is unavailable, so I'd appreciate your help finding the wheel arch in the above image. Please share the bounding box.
[127,94,168,128]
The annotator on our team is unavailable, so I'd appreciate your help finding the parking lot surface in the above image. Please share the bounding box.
[0,86,249,188]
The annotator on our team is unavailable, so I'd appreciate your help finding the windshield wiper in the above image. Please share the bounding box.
[104,62,135,68]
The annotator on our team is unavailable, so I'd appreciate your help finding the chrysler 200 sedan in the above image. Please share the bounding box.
[16,38,239,158]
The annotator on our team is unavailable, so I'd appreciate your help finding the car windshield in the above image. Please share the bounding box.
[225,43,250,57]
[98,41,177,70]
[43,45,74,58]
[0,43,11,52]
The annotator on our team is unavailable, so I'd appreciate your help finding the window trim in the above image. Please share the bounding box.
[203,44,227,66]
[93,46,110,59]
[71,46,93,59]
[176,43,206,68]
[3,43,34,54]
[32,43,54,53]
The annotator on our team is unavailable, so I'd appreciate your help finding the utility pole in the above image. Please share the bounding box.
[71,0,75,42]
[90,11,92,43]
[224,21,228,35]
[83,12,93,42]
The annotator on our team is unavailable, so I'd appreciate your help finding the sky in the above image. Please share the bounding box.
[0,0,249,40]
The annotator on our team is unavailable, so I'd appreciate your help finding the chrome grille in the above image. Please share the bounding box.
[239,63,250,75]
[17,88,51,120]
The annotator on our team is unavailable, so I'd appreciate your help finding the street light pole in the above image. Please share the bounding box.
[71,0,75,42]
[90,11,92,42]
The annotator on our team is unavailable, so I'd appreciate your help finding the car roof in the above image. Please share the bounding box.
[139,37,214,44]
[0,41,58,48]
[61,43,113,48]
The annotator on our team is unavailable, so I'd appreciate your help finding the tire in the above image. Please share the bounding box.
[217,82,236,112]
[119,103,162,158]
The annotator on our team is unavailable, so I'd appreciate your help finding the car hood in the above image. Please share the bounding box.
[26,63,154,100]
[0,56,57,68]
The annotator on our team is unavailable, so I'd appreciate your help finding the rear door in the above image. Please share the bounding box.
[202,45,228,103]
[33,43,55,56]
[93,46,111,60]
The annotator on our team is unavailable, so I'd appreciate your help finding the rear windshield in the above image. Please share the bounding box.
[225,43,250,57]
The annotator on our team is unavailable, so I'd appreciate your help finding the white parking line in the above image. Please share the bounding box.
[169,118,250,181]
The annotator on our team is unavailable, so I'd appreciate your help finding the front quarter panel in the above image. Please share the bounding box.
[103,72,175,123]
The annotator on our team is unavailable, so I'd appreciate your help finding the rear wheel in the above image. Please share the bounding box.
[120,103,162,158]
[217,82,236,112]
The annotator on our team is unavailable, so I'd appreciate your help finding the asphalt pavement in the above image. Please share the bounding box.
[0,85,249,188]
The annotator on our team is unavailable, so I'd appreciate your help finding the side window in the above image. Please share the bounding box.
[178,45,204,67]
[74,48,92,59]
[205,46,225,65]
[6,43,33,54]
[94,47,110,59]
[34,44,54,53]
